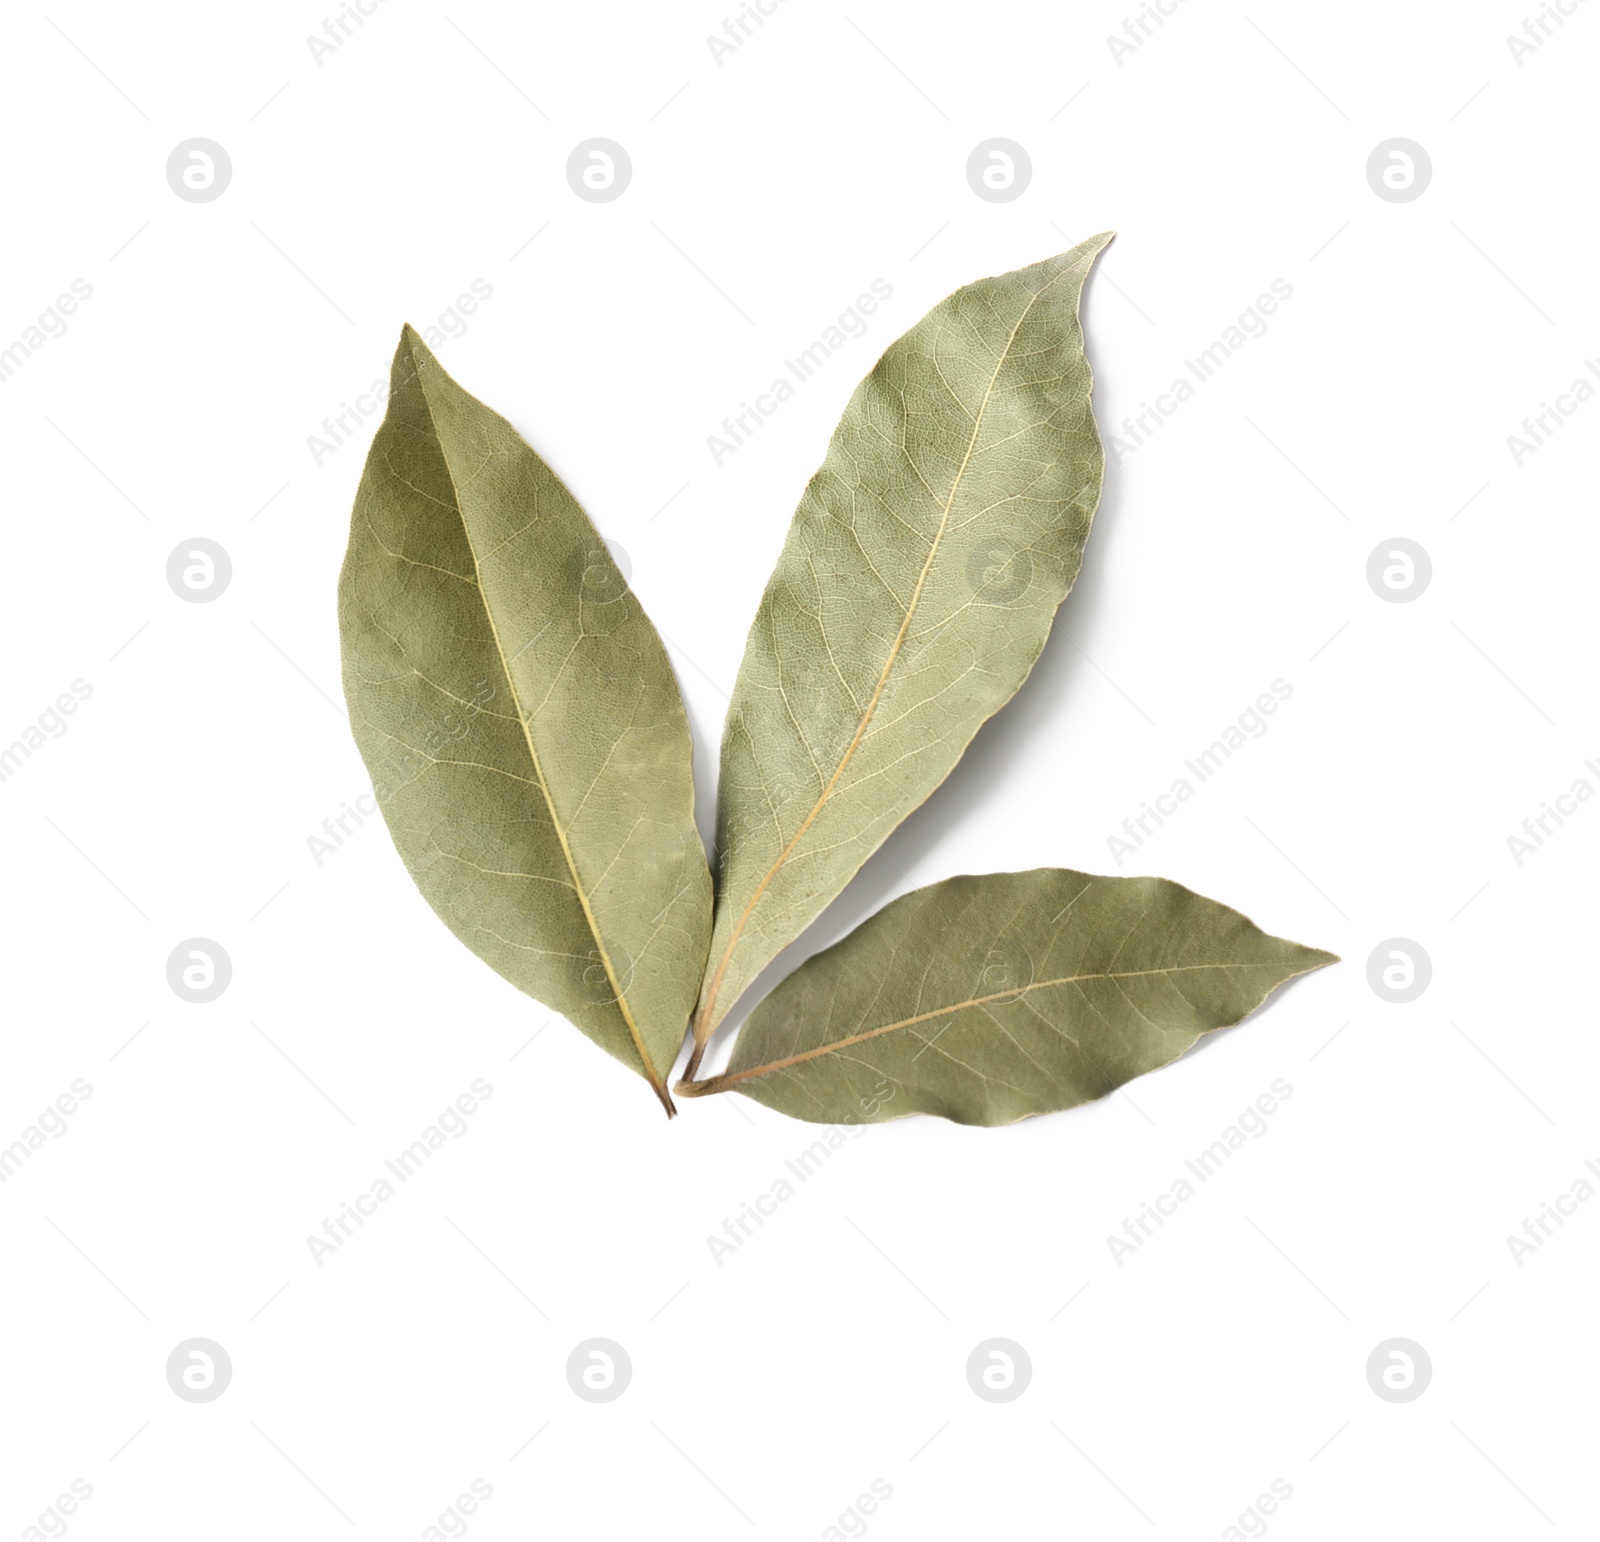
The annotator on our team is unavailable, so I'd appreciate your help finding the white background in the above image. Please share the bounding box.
[2,2,1595,1537]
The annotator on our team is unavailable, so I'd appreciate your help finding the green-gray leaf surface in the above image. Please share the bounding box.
[339,327,711,1115]
[681,869,1335,1125]
[693,236,1114,1063]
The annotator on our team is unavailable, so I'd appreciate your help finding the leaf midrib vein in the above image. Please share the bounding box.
[698,262,1079,1033]
[408,345,669,1102]
[698,961,1268,1092]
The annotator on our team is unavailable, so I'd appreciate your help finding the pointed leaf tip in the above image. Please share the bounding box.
[694,238,1112,1045]
[339,335,711,1108]
[692,869,1336,1126]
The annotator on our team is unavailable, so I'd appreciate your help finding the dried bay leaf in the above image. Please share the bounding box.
[338,327,711,1115]
[680,869,1335,1126]
[692,235,1114,1067]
